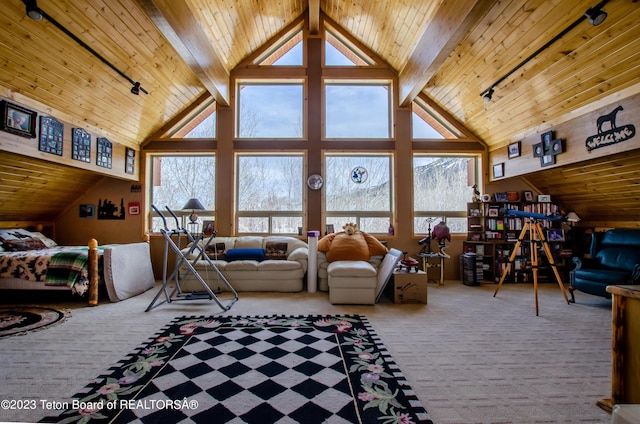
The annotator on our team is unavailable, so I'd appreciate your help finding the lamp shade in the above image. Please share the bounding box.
[566,212,581,222]
[182,198,205,211]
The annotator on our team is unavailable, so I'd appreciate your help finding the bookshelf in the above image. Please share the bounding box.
[464,200,568,283]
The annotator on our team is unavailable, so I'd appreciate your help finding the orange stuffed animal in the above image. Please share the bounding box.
[318,223,388,262]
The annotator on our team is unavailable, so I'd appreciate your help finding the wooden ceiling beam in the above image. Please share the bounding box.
[137,0,230,106]
[398,0,494,107]
[309,0,320,35]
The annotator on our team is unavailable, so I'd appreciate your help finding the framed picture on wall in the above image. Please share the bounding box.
[1,101,37,138]
[96,137,113,169]
[493,163,504,178]
[508,141,521,159]
[125,147,135,174]
[79,204,95,218]
[38,116,64,156]
[72,128,91,163]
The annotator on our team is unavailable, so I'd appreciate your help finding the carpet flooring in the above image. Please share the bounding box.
[0,280,614,424]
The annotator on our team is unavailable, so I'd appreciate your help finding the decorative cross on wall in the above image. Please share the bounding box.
[532,130,564,167]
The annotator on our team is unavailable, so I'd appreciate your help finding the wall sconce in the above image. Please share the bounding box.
[22,0,148,95]
[480,0,609,102]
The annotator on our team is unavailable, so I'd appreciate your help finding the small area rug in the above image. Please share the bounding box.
[41,314,432,423]
[0,306,68,338]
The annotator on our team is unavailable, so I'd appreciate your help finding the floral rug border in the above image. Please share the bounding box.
[41,314,432,423]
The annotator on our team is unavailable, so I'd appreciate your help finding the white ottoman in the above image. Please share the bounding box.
[328,260,378,305]
[612,405,640,424]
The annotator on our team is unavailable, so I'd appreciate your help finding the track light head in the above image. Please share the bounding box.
[23,0,43,20]
[585,6,607,26]
[482,87,494,102]
[130,82,148,95]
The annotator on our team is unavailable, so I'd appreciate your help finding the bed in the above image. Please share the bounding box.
[0,228,155,304]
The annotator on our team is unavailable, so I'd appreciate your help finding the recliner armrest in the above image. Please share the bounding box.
[572,256,604,270]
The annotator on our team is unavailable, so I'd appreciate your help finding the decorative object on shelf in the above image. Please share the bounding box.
[38,116,63,156]
[524,191,534,201]
[547,228,565,242]
[481,193,492,202]
[0,101,37,138]
[203,220,215,236]
[538,194,551,202]
[495,192,509,202]
[307,173,323,190]
[23,0,148,96]
[472,184,481,202]
[507,191,520,201]
[183,198,205,223]
[493,162,504,178]
[508,141,521,159]
[72,128,91,162]
[96,137,113,169]
[125,148,135,174]
[350,166,368,183]
[585,105,636,152]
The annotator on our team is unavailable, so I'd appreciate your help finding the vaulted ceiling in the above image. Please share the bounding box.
[2,0,638,151]
[1,0,639,226]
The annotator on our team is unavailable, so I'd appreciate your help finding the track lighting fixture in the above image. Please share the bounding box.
[22,0,148,95]
[480,0,609,102]
[482,87,494,102]
[23,0,42,20]
[585,6,607,26]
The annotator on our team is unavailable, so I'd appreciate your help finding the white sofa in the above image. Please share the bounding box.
[179,236,308,292]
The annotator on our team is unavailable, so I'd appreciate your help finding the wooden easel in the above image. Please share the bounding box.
[493,219,570,315]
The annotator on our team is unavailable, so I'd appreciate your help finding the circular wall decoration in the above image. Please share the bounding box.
[307,173,324,190]
[351,166,368,184]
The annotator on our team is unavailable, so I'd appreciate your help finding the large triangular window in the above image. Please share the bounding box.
[412,97,460,139]
[324,22,374,66]
[170,100,217,139]
[253,24,304,66]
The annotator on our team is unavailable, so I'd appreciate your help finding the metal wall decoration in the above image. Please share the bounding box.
[533,130,564,167]
[97,198,125,220]
[72,128,91,162]
[125,147,135,174]
[585,105,636,152]
[0,101,37,138]
[96,137,112,169]
[38,116,63,156]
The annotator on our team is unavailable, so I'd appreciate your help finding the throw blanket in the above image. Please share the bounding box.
[0,246,104,296]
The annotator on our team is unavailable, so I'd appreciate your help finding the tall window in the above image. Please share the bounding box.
[236,154,304,234]
[325,154,393,233]
[237,81,304,138]
[149,155,215,232]
[324,80,393,139]
[413,155,476,234]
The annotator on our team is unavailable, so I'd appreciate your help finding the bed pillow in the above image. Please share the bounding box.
[225,248,265,262]
[0,229,35,244]
[3,237,48,251]
[29,231,58,247]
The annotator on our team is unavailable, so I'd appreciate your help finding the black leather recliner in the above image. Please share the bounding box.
[569,229,640,302]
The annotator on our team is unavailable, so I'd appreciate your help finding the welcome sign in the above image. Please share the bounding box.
[585,105,636,152]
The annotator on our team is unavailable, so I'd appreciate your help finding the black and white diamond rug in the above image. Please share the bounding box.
[41,315,432,423]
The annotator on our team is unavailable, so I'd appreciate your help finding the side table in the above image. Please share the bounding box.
[416,252,446,285]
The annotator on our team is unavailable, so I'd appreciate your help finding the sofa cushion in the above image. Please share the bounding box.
[328,261,377,277]
[596,247,640,273]
[225,248,265,262]
[3,237,48,251]
[259,260,302,271]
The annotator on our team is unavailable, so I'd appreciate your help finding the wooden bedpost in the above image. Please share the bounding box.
[88,238,99,306]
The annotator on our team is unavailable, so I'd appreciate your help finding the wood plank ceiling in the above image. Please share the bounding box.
[0,0,639,224]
